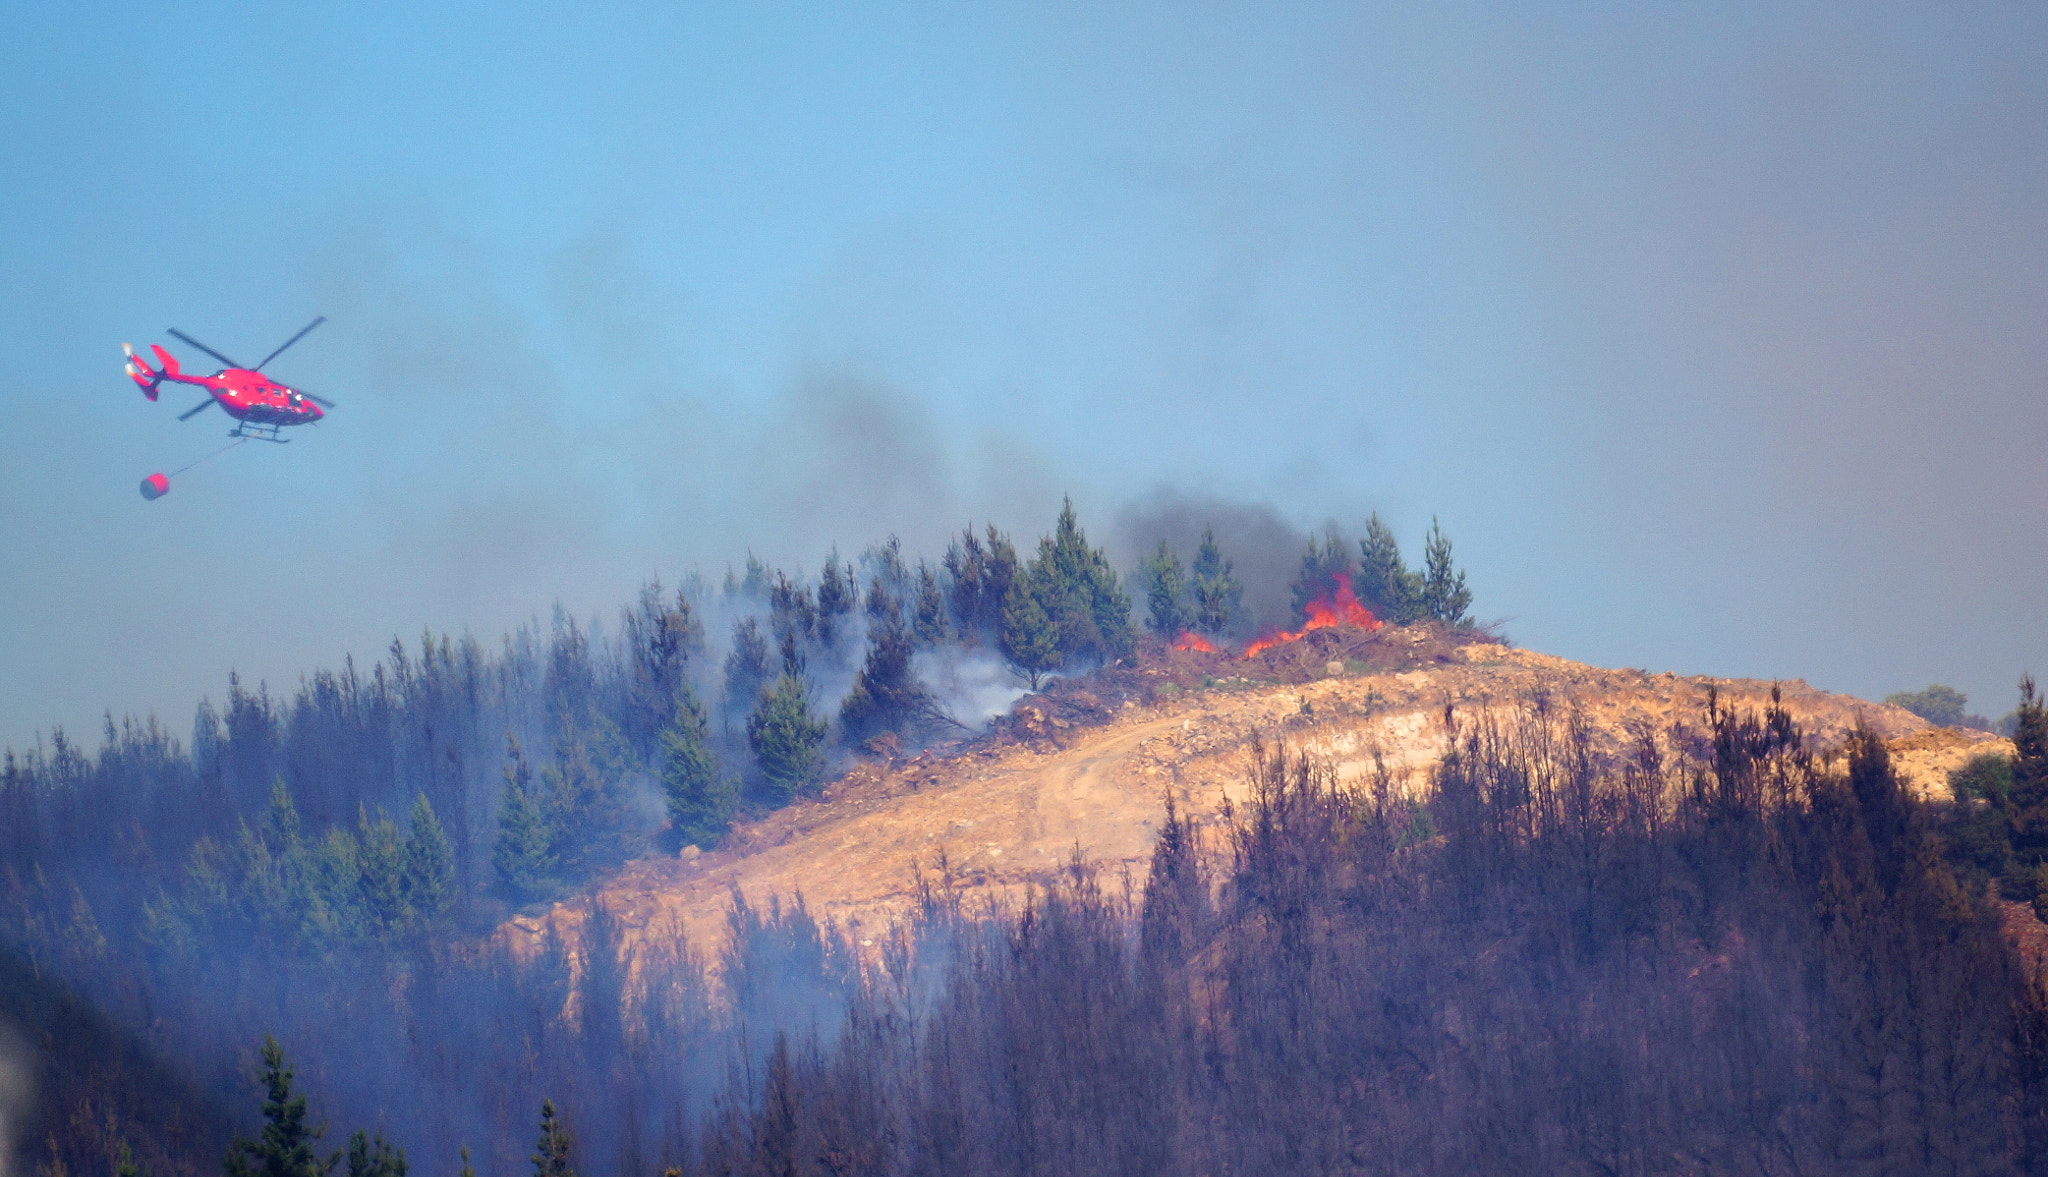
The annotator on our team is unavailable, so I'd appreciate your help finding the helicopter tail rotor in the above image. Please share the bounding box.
[122,342,170,401]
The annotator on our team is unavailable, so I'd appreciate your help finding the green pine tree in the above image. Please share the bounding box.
[1189,527,1243,636]
[224,1036,331,1177]
[2005,676,2048,904]
[400,793,453,929]
[815,550,856,647]
[624,580,703,765]
[748,674,829,806]
[999,577,1062,690]
[1141,540,1191,638]
[262,778,303,852]
[1356,513,1421,624]
[944,526,990,637]
[1420,516,1473,626]
[542,716,635,873]
[912,560,949,646]
[1027,497,1134,663]
[531,1101,574,1177]
[659,690,733,849]
[722,617,775,729]
[354,806,409,935]
[840,602,937,745]
[492,738,558,903]
[342,1132,406,1177]
[981,526,1020,634]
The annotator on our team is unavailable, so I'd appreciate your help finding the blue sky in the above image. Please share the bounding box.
[3,0,2044,748]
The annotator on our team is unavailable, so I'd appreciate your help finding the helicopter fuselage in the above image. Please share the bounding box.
[180,367,325,427]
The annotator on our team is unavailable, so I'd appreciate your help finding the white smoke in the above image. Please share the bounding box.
[916,646,1030,726]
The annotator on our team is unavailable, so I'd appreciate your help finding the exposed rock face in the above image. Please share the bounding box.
[516,639,2005,958]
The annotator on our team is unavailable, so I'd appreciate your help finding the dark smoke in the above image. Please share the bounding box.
[1109,488,1316,636]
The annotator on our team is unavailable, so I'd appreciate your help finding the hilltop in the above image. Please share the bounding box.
[518,636,2011,956]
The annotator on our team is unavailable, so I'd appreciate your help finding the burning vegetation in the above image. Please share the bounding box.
[0,495,1511,1175]
[1240,570,1382,658]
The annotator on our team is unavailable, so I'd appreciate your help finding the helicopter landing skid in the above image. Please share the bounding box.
[230,422,289,443]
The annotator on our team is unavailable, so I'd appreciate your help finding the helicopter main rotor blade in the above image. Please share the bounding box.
[178,397,217,421]
[299,391,336,408]
[166,329,244,370]
[254,315,326,371]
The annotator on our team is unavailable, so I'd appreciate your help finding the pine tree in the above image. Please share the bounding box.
[659,691,732,850]
[541,610,596,735]
[863,575,896,626]
[262,777,303,853]
[982,526,1020,634]
[778,628,807,680]
[253,778,326,947]
[738,552,770,599]
[400,793,453,928]
[540,717,634,873]
[768,571,817,653]
[1190,527,1243,636]
[840,601,935,745]
[493,738,557,902]
[943,526,988,637]
[342,1132,406,1177]
[623,580,702,763]
[1028,497,1135,663]
[999,578,1061,691]
[815,550,855,648]
[748,675,829,806]
[2005,675,2048,904]
[1420,516,1473,626]
[531,1101,574,1177]
[354,806,409,934]
[722,618,774,728]
[224,1037,330,1177]
[1141,540,1190,638]
[861,535,912,603]
[1356,513,1421,624]
[912,560,948,646]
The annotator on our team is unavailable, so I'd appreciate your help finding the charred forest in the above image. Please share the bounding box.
[6,499,2048,1177]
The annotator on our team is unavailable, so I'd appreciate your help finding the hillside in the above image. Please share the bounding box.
[518,638,2011,956]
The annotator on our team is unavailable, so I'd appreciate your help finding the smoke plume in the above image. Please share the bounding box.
[1110,488,1316,636]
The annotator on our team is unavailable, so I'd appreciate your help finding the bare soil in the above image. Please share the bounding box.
[510,636,2009,959]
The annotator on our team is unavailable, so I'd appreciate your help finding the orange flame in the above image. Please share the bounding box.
[1172,630,1218,653]
[1243,572,1381,659]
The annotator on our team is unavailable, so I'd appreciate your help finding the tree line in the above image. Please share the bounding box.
[6,498,1481,964]
[675,682,2048,1176]
[0,497,1482,1177]
[147,677,2048,1177]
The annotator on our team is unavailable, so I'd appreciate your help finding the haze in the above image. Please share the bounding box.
[3,0,2043,752]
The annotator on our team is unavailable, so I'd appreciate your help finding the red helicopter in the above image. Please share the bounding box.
[122,317,335,499]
